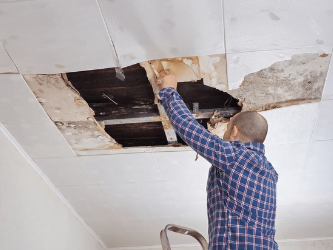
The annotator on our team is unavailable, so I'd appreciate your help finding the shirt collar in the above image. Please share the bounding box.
[244,142,265,154]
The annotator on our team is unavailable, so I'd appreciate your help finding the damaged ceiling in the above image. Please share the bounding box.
[1,0,333,249]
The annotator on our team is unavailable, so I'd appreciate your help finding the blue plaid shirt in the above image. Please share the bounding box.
[159,87,279,250]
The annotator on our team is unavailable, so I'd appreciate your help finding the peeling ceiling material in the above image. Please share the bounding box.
[228,53,331,111]
[23,74,121,151]
[143,54,228,91]
[207,111,229,139]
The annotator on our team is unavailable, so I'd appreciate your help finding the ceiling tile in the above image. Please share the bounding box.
[224,0,333,53]
[299,170,333,197]
[79,153,162,184]
[98,0,224,67]
[165,179,207,203]
[265,143,309,174]
[260,103,319,146]
[154,151,210,181]
[0,42,17,73]
[303,140,333,173]
[226,47,332,90]
[57,185,110,209]
[34,157,94,187]
[173,202,208,242]
[3,121,75,158]
[276,172,302,199]
[322,51,333,100]
[0,0,117,74]
[0,74,49,123]
[100,182,176,218]
[312,100,333,140]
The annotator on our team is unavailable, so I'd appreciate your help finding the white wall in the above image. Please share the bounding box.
[0,127,105,250]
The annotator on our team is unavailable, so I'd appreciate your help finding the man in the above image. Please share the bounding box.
[157,70,278,250]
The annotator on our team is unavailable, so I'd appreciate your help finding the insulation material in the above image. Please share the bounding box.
[97,0,224,67]
[207,111,229,139]
[228,53,331,111]
[141,54,228,91]
[23,74,121,151]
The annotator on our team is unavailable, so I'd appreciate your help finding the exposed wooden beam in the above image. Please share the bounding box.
[104,107,239,125]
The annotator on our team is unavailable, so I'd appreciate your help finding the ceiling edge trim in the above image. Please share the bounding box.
[0,123,108,249]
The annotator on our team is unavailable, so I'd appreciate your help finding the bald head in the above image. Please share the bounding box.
[224,111,268,143]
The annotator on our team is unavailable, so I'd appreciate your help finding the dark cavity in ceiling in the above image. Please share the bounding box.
[67,64,241,147]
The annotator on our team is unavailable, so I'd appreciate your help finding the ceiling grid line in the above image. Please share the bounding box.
[0,41,19,73]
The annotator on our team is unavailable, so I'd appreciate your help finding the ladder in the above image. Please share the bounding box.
[160,224,208,250]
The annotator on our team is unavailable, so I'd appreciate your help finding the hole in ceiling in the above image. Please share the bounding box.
[66,64,241,148]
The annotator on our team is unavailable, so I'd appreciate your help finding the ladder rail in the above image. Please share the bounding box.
[160,224,208,250]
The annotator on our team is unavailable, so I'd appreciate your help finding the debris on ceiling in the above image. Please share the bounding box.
[23,74,121,151]
[22,52,331,151]
[228,53,332,111]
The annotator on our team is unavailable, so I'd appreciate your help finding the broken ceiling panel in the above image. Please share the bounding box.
[0,42,17,74]
[224,0,333,53]
[97,0,225,67]
[23,74,121,151]
[0,0,118,74]
[66,63,240,148]
[228,53,331,111]
[227,46,333,90]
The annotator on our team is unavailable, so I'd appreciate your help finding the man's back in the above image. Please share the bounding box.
[158,85,278,250]
[207,141,278,250]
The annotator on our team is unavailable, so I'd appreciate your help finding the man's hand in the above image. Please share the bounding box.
[157,69,177,90]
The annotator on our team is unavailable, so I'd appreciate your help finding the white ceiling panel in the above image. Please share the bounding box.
[0,74,49,123]
[100,182,176,218]
[3,120,75,158]
[79,153,162,184]
[224,0,333,53]
[312,99,333,141]
[303,140,333,173]
[57,185,111,209]
[154,151,210,181]
[260,103,319,146]
[165,179,207,203]
[322,52,333,100]
[34,157,94,187]
[299,170,333,197]
[0,42,16,73]
[0,0,117,74]
[226,46,332,90]
[98,0,224,67]
[265,143,309,174]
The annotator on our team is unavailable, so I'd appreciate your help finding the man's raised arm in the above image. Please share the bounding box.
[157,70,236,168]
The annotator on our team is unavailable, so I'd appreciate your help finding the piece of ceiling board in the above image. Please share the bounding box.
[312,99,333,141]
[0,42,17,73]
[0,74,49,123]
[98,0,224,67]
[322,50,333,100]
[34,157,94,187]
[0,0,117,74]
[3,120,75,159]
[79,153,163,184]
[226,46,332,90]
[260,103,319,146]
[224,0,333,53]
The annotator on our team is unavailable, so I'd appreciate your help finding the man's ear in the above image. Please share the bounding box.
[230,126,239,141]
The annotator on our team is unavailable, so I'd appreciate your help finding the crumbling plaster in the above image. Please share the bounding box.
[23,74,121,151]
